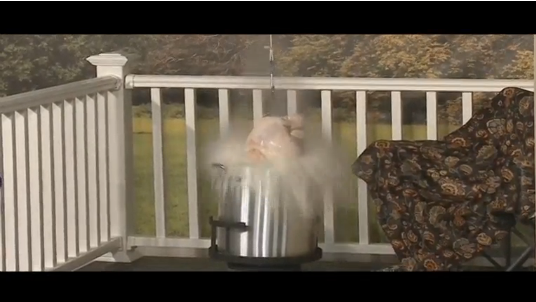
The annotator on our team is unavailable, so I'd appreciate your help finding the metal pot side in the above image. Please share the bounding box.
[213,164,319,258]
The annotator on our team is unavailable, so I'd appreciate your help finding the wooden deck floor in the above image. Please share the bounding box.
[79,257,398,271]
[78,255,508,271]
[76,243,533,271]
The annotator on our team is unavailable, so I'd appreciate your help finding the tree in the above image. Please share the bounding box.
[0,35,154,96]
[0,34,533,124]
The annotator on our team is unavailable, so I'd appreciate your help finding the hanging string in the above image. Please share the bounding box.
[268,35,276,102]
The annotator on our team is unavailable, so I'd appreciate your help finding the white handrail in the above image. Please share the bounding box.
[0,75,122,271]
[125,74,534,92]
[0,76,121,113]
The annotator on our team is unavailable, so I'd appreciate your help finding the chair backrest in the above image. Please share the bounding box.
[443,87,534,152]
[444,88,535,223]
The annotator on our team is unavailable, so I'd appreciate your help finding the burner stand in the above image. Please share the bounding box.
[208,216,322,271]
[226,263,302,271]
[209,245,322,272]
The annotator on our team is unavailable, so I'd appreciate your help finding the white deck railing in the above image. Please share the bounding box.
[0,52,533,270]
[124,73,533,255]
[0,76,126,271]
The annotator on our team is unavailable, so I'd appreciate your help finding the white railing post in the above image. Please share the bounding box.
[86,53,140,262]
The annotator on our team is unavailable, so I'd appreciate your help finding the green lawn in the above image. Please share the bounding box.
[131,116,460,243]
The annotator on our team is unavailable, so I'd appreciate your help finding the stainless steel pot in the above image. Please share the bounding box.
[211,163,319,258]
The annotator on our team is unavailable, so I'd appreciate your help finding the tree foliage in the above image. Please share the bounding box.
[0,35,533,124]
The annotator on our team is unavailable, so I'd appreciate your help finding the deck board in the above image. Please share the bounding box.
[79,256,398,271]
[77,245,532,272]
[78,256,504,271]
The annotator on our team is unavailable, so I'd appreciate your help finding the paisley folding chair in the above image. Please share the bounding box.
[481,213,535,271]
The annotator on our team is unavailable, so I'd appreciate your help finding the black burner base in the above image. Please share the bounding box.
[227,263,301,271]
[209,246,322,267]
[208,217,322,270]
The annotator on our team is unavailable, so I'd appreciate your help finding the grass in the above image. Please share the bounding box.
[131,115,461,243]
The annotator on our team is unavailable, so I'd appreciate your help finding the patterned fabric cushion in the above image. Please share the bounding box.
[353,87,535,271]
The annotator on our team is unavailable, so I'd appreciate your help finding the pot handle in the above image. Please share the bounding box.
[209,216,248,252]
[211,163,226,171]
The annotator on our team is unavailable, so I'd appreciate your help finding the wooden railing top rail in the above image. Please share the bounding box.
[125,74,533,92]
[0,76,120,113]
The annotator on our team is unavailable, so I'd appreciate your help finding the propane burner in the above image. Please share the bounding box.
[209,217,322,271]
